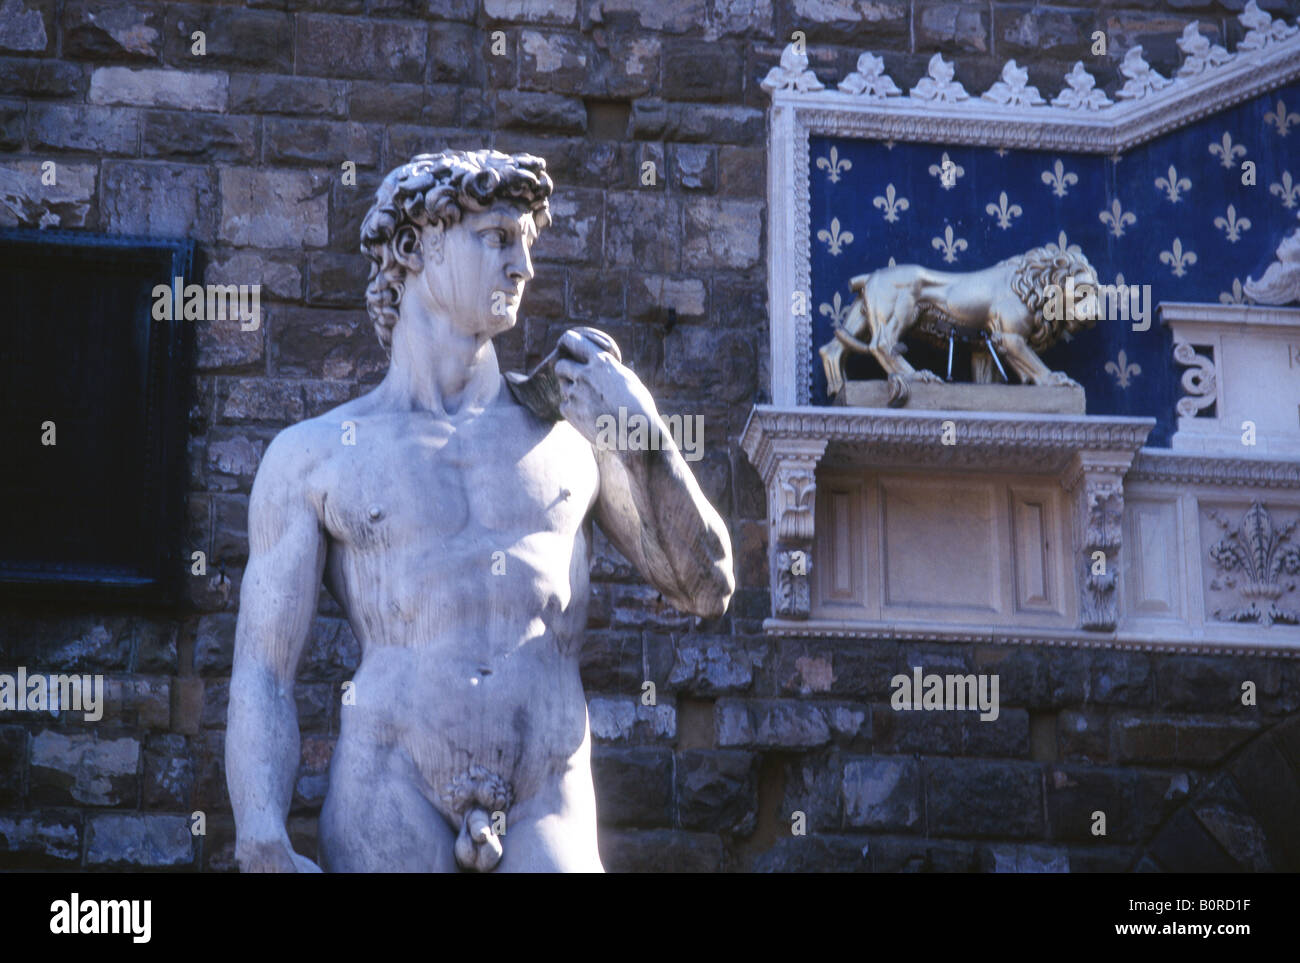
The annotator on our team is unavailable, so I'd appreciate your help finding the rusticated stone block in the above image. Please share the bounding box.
[597,828,723,872]
[843,756,922,831]
[915,1,991,54]
[0,159,97,229]
[924,758,1045,838]
[717,698,831,748]
[142,110,257,163]
[218,167,329,248]
[0,57,83,98]
[0,727,25,806]
[103,161,216,242]
[676,749,757,833]
[629,100,763,144]
[787,0,908,44]
[86,813,193,868]
[1045,765,1138,842]
[264,118,381,169]
[269,304,383,381]
[163,6,291,71]
[229,72,347,118]
[30,731,140,808]
[597,0,705,33]
[0,814,81,868]
[29,104,138,155]
[89,66,227,110]
[591,746,673,827]
[662,42,745,101]
[865,835,980,872]
[494,90,587,134]
[751,835,871,872]
[295,15,425,82]
[143,734,192,809]
[982,843,1070,873]
[62,1,161,62]
[588,695,676,743]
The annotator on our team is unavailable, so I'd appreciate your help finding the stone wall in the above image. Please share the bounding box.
[2,0,1300,871]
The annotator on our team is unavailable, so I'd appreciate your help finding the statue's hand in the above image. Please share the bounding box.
[553,329,659,450]
[237,834,322,873]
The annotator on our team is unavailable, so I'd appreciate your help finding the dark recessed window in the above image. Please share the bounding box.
[0,228,193,607]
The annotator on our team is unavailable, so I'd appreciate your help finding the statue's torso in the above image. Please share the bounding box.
[301,384,600,821]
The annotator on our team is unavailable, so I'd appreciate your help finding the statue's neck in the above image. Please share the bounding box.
[381,308,501,418]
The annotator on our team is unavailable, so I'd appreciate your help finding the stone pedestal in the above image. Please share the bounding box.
[835,380,1085,414]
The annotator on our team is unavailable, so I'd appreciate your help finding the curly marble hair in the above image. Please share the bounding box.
[359,149,553,349]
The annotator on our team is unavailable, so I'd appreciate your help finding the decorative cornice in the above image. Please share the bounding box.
[1129,449,1300,489]
[763,2,1300,155]
[1160,300,1300,328]
[761,618,1300,656]
[742,405,1153,476]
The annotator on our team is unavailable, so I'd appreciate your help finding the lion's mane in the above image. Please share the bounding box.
[1001,245,1099,352]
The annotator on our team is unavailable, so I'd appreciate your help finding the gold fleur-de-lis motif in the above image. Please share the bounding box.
[1219,278,1247,305]
[1270,171,1300,209]
[1213,204,1252,243]
[984,191,1022,230]
[931,225,967,264]
[1154,165,1191,203]
[1265,99,1300,136]
[1099,198,1137,238]
[1041,159,1079,198]
[1209,131,1247,169]
[871,183,910,223]
[818,291,850,328]
[1159,237,1197,277]
[816,146,851,184]
[817,217,854,256]
[1105,350,1142,389]
[928,152,964,190]
[1051,230,1082,257]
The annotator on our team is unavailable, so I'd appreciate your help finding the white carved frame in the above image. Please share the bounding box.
[764,3,1300,406]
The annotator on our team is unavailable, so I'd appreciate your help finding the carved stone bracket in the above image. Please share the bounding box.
[742,429,827,619]
[1172,339,1217,419]
[742,406,1152,625]
[1063,451,1140,631]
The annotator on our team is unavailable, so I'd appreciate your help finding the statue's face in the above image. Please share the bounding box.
[417,200,538,338]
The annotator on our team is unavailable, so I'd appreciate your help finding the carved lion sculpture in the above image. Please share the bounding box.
[819,244,1100,405]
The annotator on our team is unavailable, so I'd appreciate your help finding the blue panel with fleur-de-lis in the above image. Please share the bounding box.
[809,81,1300,446]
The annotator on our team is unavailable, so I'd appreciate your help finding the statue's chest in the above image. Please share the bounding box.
[321,412,598,547]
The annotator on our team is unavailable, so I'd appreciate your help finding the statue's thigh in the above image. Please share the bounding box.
[319,743,455,872]
[495,773,604,873]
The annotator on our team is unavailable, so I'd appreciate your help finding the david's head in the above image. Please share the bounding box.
[360,150,553,349]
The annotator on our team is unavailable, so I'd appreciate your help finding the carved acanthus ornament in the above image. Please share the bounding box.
[760,43,824,95]
[742,430,827,619]
[838,52,901,99]
[1207,501,1300,626]
[1063,451,1141,632]
[910,53,968,103]
[982,60,1044,108]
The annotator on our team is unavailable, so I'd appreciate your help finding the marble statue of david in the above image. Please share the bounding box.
[226,150,735,872]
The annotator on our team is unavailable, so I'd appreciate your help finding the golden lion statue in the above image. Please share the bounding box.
[819,244,1100,405]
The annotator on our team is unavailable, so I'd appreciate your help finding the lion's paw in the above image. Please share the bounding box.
[1047,371,1079,387]
[914,369,943,383]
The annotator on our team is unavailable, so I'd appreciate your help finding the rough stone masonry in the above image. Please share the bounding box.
[2,0,1300,872]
